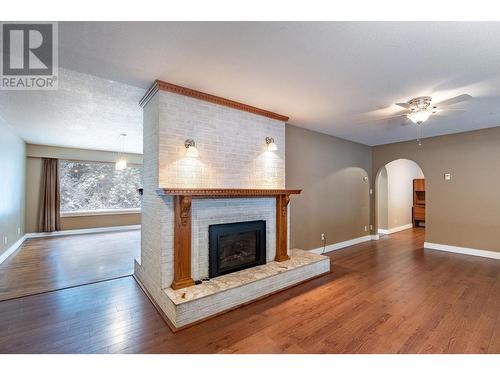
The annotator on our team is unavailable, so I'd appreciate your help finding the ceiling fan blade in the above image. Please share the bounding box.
[395,102,411,108]
[433,108,466,116]
[435,94,472,107]
[381,114,407,120]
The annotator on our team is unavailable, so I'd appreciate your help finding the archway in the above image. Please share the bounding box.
[375,158,425,237]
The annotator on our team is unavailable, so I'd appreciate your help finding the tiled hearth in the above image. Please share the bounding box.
[134,80,330,330]
[165,249,329,328]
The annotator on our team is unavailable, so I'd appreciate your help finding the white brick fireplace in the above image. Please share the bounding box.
[134,81,329,330]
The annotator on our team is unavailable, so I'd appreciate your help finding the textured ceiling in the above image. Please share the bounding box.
[3,22,500,151]
[0,69,143,153]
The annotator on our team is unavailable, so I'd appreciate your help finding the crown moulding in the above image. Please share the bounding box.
[139,80,289,122]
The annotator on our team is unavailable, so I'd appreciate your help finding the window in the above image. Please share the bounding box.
[59,160,142,214]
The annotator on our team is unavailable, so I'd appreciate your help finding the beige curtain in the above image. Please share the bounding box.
[38,158,61,232]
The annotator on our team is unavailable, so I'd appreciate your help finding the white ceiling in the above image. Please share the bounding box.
[3,22,500,152]
[0,69,143,153]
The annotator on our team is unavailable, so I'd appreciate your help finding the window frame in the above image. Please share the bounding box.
[58,159,143,216]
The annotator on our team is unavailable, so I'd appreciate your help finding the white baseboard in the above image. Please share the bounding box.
[0,234,28,265]
[25,224,141,239]
[310,235,374,255]
[378,223,413,235]
[371,234,380,240]
[424,242,500,260]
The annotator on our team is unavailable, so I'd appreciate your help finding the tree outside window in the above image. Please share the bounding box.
[59,160,142,212]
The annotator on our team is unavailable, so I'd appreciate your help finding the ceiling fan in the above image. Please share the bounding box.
[375,93,472,145]
[393,94,472,125]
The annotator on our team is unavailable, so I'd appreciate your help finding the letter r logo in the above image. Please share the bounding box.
[2,23,54,75]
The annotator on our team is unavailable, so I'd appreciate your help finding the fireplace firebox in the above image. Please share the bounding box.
[208,220,266,278]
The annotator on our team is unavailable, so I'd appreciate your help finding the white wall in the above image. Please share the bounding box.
[378,159,424,231]
[0,118,26,260]
[157,91,285,189]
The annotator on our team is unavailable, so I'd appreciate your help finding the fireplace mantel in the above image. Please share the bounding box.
[156,188,301,198]
[156,187,302,290]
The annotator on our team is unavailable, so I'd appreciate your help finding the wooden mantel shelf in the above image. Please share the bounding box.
[159,188,302,290]
[156,188,302,198]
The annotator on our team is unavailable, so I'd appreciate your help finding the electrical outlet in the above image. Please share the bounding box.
[17,227,21,236]
[444,173,452,181]
[364,226,368,232]
[3,236,7,245]
[369,188,373,195]
[321,233,325,241]
[370,224,373,231]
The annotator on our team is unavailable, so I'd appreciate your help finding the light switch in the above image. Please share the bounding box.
[444,173,451,181]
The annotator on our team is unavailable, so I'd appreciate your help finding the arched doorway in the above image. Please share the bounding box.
[375,158,425,236]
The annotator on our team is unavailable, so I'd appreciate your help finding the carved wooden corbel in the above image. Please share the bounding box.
[179,196,192,226]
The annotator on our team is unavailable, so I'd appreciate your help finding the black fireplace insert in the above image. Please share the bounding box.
[208,220,266,278]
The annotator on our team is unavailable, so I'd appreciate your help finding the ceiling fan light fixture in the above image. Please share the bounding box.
[408,108,432,125]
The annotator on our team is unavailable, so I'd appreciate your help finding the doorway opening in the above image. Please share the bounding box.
[375,159,425,236]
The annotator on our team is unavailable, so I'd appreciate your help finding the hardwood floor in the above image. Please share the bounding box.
[0,230,140,301]
[1,228,500,353]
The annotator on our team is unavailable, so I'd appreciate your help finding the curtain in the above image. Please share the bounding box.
[38,158,61,232]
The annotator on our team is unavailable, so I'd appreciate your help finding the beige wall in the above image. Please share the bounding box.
[0,120,25,259]
[25,144,142,233]
[286,125,372,250]
[378,159,423,230]
[372,126,500,252]
[61,213,141,230]
[376,166,389,230]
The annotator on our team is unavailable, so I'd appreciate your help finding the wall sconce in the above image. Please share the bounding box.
[184,139,199,158]
[266,137,277,151]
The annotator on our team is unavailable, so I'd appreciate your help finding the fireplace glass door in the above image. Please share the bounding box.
[208,220,266,278]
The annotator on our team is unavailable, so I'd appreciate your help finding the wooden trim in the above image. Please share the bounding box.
[171,196,195,290]
[156,188,301,198]
[139,80,289,122]
[275,194,290,261]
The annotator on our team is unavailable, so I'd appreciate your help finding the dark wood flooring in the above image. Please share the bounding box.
[0,230,140,301]
[1,228,500,353]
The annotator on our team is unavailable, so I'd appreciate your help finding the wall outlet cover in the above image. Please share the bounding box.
[444,173,452,181]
